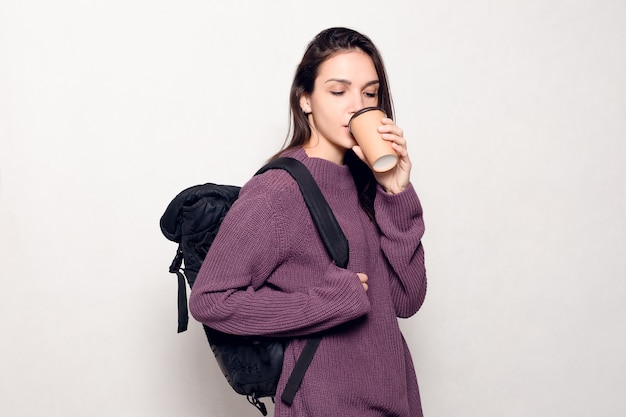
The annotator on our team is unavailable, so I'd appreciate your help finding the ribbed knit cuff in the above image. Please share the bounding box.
[375,183,423,233]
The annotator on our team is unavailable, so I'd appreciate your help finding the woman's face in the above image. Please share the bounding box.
[300,49,379,164]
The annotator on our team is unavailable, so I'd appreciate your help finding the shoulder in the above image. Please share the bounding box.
[231,167,306,223]
[240,167,301,201]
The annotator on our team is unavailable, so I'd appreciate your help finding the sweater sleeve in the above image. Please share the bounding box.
[188,178,370,337]
[374,183,427,318]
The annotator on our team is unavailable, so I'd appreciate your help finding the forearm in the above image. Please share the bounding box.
[375,183,428,317]
[189,265,370,337]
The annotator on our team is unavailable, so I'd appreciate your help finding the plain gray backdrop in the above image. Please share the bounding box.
[1,0,625,416]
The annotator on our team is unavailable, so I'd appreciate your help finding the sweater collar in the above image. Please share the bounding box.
[280,147,355,191]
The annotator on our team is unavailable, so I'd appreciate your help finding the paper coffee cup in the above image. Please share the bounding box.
[348,107,398,172]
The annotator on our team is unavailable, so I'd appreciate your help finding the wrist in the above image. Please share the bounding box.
[381,184,407,195]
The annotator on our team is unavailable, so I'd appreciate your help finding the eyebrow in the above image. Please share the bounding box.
[324,78,380,87]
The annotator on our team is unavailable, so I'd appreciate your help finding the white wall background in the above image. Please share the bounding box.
[1,0,624,416]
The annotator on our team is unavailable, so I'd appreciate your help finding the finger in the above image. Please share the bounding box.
[351,145,366,162]
[378,126,405,146]
[390,139,409,157]
[382,132,407,147]
[356,273,368,291]
[378,118,394,132]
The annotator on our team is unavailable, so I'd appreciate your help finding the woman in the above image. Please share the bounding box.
[189,27,427,416]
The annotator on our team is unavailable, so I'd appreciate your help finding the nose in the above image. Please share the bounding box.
[348,92,366,115]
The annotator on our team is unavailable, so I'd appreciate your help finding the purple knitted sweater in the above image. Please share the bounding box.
[189,147,427,416]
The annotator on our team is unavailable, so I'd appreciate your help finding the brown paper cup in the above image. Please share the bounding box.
[349,107,398,172]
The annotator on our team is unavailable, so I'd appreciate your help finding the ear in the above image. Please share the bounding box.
[299,94,311,114]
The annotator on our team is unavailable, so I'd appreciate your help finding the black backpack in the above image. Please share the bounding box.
[160,157,349,415]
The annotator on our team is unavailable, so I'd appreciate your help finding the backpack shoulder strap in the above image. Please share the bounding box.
[256,157,349,268]
[255,157,349,405]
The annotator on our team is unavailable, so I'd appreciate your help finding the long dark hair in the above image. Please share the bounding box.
[272,27,395,221]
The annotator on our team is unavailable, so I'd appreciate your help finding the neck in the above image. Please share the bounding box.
[302,137,346,166]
